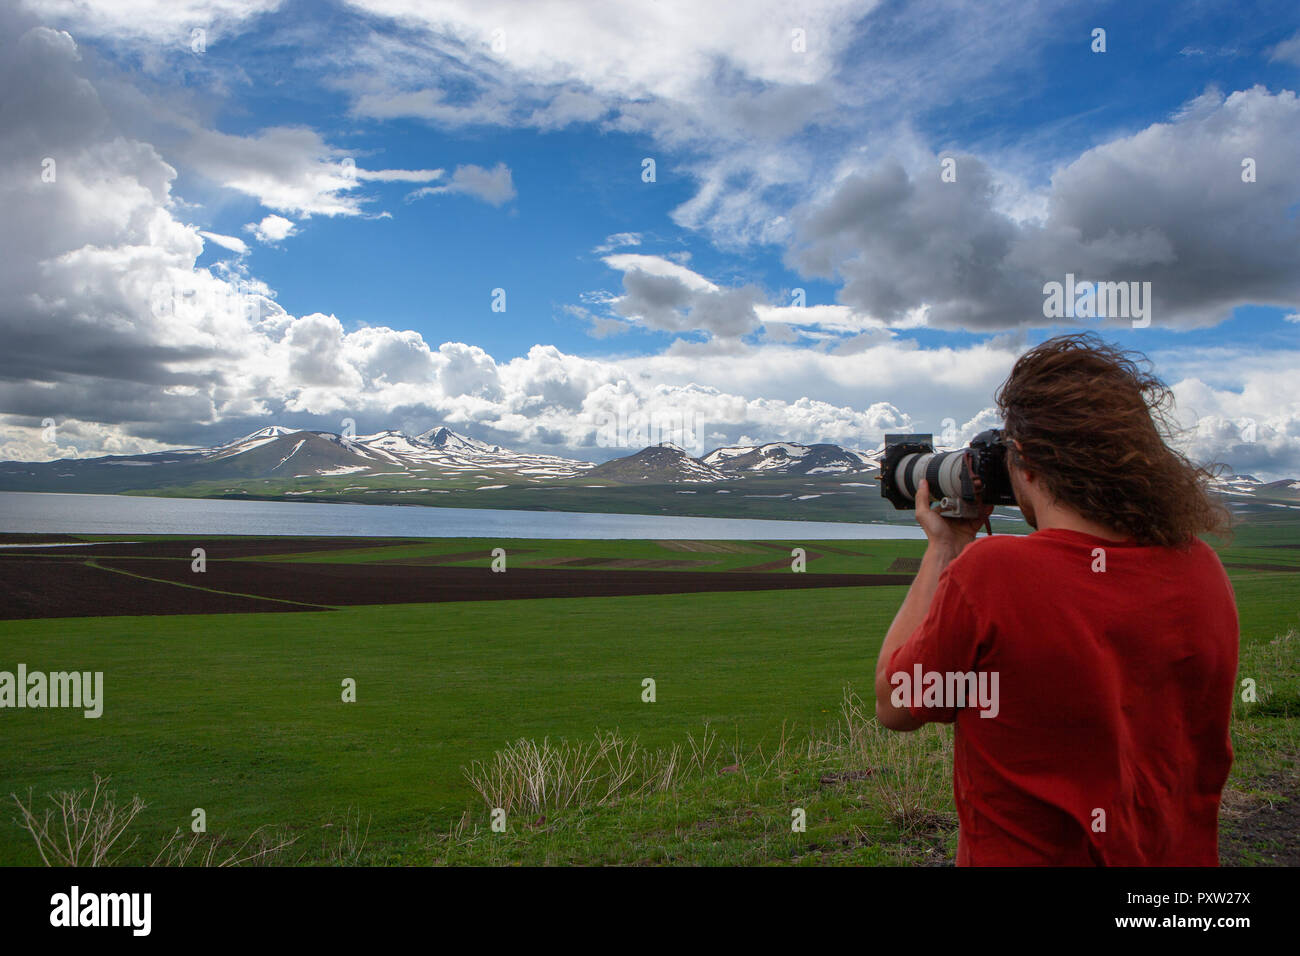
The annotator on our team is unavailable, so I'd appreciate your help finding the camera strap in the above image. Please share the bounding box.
[961,449,995,536]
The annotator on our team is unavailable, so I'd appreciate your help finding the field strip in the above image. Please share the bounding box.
[731,550,825,572]
[653,540,765,553]
[375,549,539,566]
[751,541,866,556]
[86,558,338,610]
[0,541,143,549]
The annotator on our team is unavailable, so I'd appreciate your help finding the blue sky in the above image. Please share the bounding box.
[178,0,1297,360]
[2,0,1299,476]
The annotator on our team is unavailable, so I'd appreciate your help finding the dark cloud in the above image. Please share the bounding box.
[789,88,1300,330]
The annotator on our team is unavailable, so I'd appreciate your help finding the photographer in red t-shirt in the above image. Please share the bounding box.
[874,333,1238,866]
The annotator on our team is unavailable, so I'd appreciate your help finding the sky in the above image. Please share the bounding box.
[2,0,1299,477]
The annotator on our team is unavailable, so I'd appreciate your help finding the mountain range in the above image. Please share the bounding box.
[1,426,1296,512]
[0,425,882,494]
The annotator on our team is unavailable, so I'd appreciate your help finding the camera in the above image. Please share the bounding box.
[880,428,1016,518]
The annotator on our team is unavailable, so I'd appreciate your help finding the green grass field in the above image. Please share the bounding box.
[1,533,1296,865]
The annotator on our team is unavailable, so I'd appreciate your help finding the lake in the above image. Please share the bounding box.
[0,492,925,540]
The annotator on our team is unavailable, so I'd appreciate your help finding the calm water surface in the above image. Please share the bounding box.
[0,492,925,540]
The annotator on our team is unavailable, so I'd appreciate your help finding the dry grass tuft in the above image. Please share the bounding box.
[11,773,145,867]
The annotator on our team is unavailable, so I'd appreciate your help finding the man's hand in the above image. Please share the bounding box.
[914,478,993,555]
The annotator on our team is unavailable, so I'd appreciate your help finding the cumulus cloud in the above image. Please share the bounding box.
[0,416,175,463]
[788,88,1300,330]
[246,214,297,243]
[597,254,763,339]
[0,13,223,403]
[594,256,916,342]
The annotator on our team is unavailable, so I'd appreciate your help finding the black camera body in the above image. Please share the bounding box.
[880,428,1016,518]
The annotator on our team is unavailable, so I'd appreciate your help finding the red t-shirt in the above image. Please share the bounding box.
[887,527,1238,866]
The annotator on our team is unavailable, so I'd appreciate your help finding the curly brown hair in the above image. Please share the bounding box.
[994,333,1231,548]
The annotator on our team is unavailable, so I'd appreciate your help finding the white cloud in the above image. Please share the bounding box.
[356,167,444,183]
[603,254,712,286]
[0,416,174,463]
[182,125,441,217]
[199,230,248,255]
[592,232,641,253]
[597,254,770,339]
[1268,30,1300,66]
[592,258,930,341]
[341,0,859,118]
[1161,347,1300,478]
[246,214,297,243]
[756,303,893,333]
[21,0,283,45]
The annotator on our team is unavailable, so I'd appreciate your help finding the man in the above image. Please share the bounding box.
[874,333,1238,866]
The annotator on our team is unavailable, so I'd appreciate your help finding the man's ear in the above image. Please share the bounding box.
[1007,441,1034,485]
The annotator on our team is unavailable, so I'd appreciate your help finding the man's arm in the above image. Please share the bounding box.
[874,479,990,731]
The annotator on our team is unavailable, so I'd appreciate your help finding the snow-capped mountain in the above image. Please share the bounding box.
[0,425,594,493]
[2,426,1295,500]
[1208,473,1300,503]
[703,441,877,476]
[586,442,731,483]
[255,426,594,478]
[202,425,306,461]
[416,426,503,454]
[1209,473,1264,495]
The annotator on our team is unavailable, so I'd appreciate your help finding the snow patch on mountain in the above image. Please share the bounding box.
[270,439,306,470]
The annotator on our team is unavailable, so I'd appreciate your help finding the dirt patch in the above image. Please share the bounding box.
[0,550,917,619]
[0,537,414,560]
[92,558,918,611]
[0,537,918,620]
[1219,768,1300,865]
[0,555,320,620]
